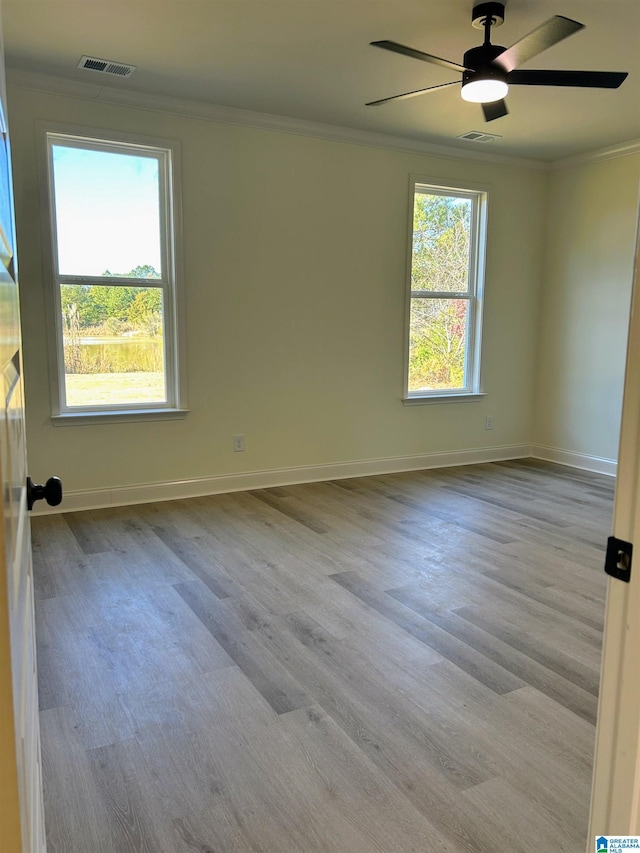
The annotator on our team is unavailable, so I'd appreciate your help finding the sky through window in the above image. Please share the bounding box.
[52,144,162,277]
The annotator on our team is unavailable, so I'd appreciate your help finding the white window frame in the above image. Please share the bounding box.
[38,122,187,423]
[404,177,488,403]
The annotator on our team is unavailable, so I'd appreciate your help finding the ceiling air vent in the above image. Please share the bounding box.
[458,131,501,143]
[77,56,136,78]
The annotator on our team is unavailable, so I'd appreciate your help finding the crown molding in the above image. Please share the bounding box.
[551,137,640,170]
[6,67,548,171]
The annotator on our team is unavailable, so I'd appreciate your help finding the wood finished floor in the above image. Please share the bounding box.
[31,459,612,853]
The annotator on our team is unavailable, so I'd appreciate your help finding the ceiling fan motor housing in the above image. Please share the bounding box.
[463,44,507,75]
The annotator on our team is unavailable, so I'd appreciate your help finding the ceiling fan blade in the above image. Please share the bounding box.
[370,40,468,74]
[508,69,628,88]
[366,80,459,106]
[481,99,508,122]
[495,16,584,73]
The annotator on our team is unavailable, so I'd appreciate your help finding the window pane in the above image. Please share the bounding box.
[51,144,162,277]
[412,193,471,293]
[409,298,468,392]
[61,284,166,407]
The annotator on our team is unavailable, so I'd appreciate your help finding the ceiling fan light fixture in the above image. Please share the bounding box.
[461,77,509,103]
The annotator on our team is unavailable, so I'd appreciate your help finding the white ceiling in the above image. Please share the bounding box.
[3,0,639,161]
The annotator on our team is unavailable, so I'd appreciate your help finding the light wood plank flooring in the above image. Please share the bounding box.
[31,459,613,853]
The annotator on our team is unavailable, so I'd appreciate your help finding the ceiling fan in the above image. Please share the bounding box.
[366,2,627,122]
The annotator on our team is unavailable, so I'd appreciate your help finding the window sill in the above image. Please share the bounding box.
[51,407,190,426]
[403,393,486,406]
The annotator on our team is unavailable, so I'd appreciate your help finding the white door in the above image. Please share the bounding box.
[588,207,640,839]
[0,12,47,853]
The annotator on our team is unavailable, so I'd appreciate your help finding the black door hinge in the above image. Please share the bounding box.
[605,536,633,583]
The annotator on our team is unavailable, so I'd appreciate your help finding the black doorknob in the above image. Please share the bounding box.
[26,476,63,511]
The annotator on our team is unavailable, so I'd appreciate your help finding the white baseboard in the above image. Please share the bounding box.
[531,444,617,477]
[34,443,532,515]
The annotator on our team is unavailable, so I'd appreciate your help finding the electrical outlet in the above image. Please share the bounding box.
[233,434,245,452]
[485,416,494,430]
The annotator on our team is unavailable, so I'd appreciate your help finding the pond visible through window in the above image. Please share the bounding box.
[60,283,166,407]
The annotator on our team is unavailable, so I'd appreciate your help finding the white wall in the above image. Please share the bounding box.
[8,85,547,504]
[534,153,640,468]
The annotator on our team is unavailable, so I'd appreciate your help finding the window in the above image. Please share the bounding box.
[42,126,185,419]
[405,180,487,400]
